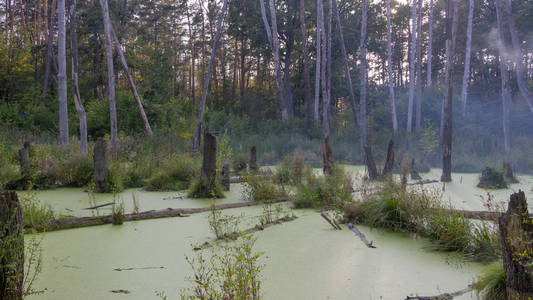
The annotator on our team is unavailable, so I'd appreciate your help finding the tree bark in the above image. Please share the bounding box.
[320,0,328,137]
[110,27,153,137]
[386,0,398,134]
[461,0,474,116]
[186,4,196,104]
[499,191,533,300]
[325,0,332,133]
[221,161,230,191]
[314,0,322,122]
[259,0,272,47]
[99,0,118,154]
[192,0,228,152]
[70,0,87,154]
[196,132,217,198]
[415,0,423,132]
[249,146,258,171]
[332,0,358,130]
[57,0,69,147]
[441,0,455,182]
[495,0,511,155]
[93,138,109,193]
[300,0,312,138]
[427,0,434,87]
[266,0,287,119]
[0,191,24,300]
[364,145,378,181]
[382,140,395,176]
[18,141,30,189]
[322,137,333,176]
[359,0,368,147]
[406,0,417,136]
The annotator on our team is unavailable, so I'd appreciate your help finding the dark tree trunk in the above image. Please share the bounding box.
[93,138,109,193]
[410,158,422,180]
[364,145,378,181]
[499,191,533,300]
[221,161,230,191]
[441,0,454,182]
[299,0,311,138]
[382,140,395,176]
[249,146,258,171]
[322,137,333,176]
[0,191,24,300]
[196,132,217,198]
[504,162,518,184]
[41,0,57,107]
[17,142,31,189]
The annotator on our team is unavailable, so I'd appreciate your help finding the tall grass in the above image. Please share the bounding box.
[473,262,506,300]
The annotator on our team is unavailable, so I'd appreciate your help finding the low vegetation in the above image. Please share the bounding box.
[473,262,506,300]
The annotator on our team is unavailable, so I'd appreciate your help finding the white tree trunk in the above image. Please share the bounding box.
[496,0,511,154]
[406,0,417,135]
[314,0,322,122]
[461,0,474,116]
[415,0,423,132]
[57,0,68,146]
[386,0,398,134]
[259,0,272,47]
[320,0,328,136]
[324,0,333,138]
[267,0,287,119]
[359,0,368,146]
[70,0,87,154]
[99,0,117,154]
[192,0,229,152]
[427,0,434,87]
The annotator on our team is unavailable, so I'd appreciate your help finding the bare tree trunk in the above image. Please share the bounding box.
[495,0,511,154]
[359,0,368,147]
[57,0,69,147]
[70,0,87,154]
[283,20,295,117]
[415,0,423,132]
[99,0,117,154]
[192,0,228,152]
[320,0,328,137]
[406,0,417,139]
[386,0,398,134]
[110,27,153,137]
[461,0,474,116]
[314,0,321,122]
[427,0,434,87]
[259,0,272,47]
[441,0,455,182]
[300,0,312,138]
[502,0,533,115]
[41,0,57,107]
[186,4,196,104]
[324,0,333,137]
[332,0,358,129]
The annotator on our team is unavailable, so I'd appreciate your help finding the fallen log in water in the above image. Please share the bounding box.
[40,197,293,232]
[347,223,376,248]
[404,287,472,300]
[320,211,341,230]
[83,202,114,210]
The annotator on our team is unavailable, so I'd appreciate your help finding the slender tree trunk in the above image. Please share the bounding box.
[41,0,57,107]
[300,0,312,138]
[192,0,228,152]
[496,0,511,154]
[110,27,153,137]
[441,0,455,183]
[259,0,272,47]
[325,0,332,130]
[99,0,117,154]
[321,0,329,138]
[359,0,368,147]
[332,0,358,129]
[427,0,434,87]
[502,0,533,115]
[314,0,322,122]
[70,0,87,154]
[406,0,417,140]
[386,0,398,134]
[461,0,474,116]
[240,38,246,108]
[415,0,423,132]
[186,4,196,104]
[57,0,69,146]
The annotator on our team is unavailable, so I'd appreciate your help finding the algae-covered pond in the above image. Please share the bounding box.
[24,166,532,299]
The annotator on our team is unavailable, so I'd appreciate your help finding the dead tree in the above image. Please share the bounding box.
[504,162,518,184]
[427,0,434,87]
[221,161,230,191]
[41,0,57,106]
[364,145,378,181]
[195,132,217,198]
[382,140,395,176]
[386,0,398,134]
[461,0,474,116]
[18,141,31,188]
[299,0,312,138]
[499,191,533,299]
[322,137,333,176]
[359,0,368,147]
[0,191,24,300]
[410,158,422,180]
[441,0,455,182]
[57,0,69,146]
[313,0,321,121]
[249,146,258,171]
[93,138,109,193]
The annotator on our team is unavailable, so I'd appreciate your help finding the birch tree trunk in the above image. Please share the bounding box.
[259,0,272,47]
[110,27,153,137]
[192,0,228,152]
[359,0,368,147]
[332,0,358,129]
[386,0,398,134]
[314,0,322,122]
[461,0,474,116]
[406,0,417,138]
[57,0,69,146]
[502,0,533,115]
[99,0,117,154]
[415,0,423,132]
[41,0,57,106]
[300,0,312,138]
[427,0,433,87]
[496,0,511,154]
[267,0,287,119]
[70,0,87,154]
[441,0,455,182]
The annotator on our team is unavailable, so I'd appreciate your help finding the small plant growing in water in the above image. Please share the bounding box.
[111,186,125,225]
[208,203,242,240]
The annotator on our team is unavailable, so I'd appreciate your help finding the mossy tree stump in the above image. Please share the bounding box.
[0,191,24,300]
[499,191,533,299]
[249,146,258,171]
[93,138,109,193]
[478,167,507,189]
[196,132,217,197]
[221,160,230,191]
[504,162,519,184]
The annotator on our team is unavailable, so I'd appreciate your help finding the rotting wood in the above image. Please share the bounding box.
[249,146,258,171]
[364,145,379,181]
[83,202,114,210]
[404,286,472,300]
[0,191,24,300]
[41,197,293,232]
[410,158,422,180]
[221,161,230,190]
[347,223,375,248]
[320,211,341,230]
[113,266,164,272]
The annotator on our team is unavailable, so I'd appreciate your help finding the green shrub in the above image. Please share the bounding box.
[19,190,55,232]
[62,154,93,187]
[143,153,199,191]
[293,166,353,208]
[144,171,188,191]
[187,179,225,199]
[474,262,506,300]
[425,212,472,252]
[242,172,288,202]
[232,153,248,174]
[0,163,20,189]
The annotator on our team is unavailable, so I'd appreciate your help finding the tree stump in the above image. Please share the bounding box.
[410,158,422,180]
[196,132,217,197]
[322,137,333,176]
[221,161,230,191]
[17,141,31,189]
[93,138,109,193]
[382,140,395,176]
[0,191,24,300]
[504,162,519,184]
[499,190,533,300]
[401,153,409,186]
[249,146,258,171]
[478,167,507,189]
[364,145,379,181]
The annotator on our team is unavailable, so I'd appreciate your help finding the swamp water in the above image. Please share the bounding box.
[25,166,533,299]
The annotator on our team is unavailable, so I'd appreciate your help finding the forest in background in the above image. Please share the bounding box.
[1,0,533,173]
